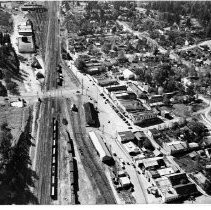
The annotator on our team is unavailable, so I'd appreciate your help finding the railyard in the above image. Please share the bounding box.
[1,0,211,205]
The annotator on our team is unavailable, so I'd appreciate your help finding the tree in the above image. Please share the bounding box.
[187,121,208,138]
[143,138,154,151]
[0,81,7,96]
[153,64,174,86]
[186,85,195,97]
[163,95,171,106]
[5,80,19,95]
[101,42,111,54]
[117,50,128,63]
[204,180,211,195]
[206,21,211,38]
[36,72,44,79]
[0,123,12,164]
[74,57,87,73]
[0,115,38,204]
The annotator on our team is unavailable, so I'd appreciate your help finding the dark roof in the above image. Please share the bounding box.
[118,131,135,143]
[149,128,161,137]
[168,173,189,186]
[174,183,198,196]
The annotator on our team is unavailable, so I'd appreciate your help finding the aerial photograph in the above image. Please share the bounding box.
[0,0,211,205]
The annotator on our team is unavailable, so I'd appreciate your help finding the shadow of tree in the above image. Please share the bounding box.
[0,110,38,204]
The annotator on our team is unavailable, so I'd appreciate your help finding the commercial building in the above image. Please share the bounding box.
[137,156,199,203]
[129,110,157,125]
[155,177,179,203]
[133,131,147,148]
[123,141,141,156]
[116,99,145,113]
[18,36,35,53]
[117,131,136,143]
[111,91,137,101]
[88,131,114,165]
[163,141,188,155]
[148,95,163,107]
[106,85,127,92]
[127,82,143,98]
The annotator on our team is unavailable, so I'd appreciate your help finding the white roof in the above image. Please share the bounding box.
[10,101,24,108]
[124,141,141,154]
[157,167,174,176]
[122,69,135,78]
[89,131,111,160]
[119,177,131,186]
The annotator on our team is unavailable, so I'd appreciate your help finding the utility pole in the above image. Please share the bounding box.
[81,78,83,95]
[102,125,105,135]
[97,87,99,110]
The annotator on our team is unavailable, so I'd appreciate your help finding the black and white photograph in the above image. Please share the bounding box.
[0,0,211,205]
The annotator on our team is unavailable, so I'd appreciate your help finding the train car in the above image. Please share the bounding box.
[50,184,57,200]
[56,65,62,73]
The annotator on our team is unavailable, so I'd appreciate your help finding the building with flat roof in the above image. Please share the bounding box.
[89,131,114,165]
[122,69,136,80]
[155,177,179,203]
[18,36,35,53]
[123,141,141,156]
[148,95,163,107]
[129,110,157,125]
[128,82,143,98]
[119,176,131,188]
[117,131,136,143]
[163,141,188,155]
[117,99,145,113]
[18,25,33,36]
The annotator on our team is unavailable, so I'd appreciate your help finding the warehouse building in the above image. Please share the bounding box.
[18,25,33,36]
[18,36,35,53]
[89,131,114,165]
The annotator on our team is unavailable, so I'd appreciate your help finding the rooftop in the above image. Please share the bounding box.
[118,131,135,142]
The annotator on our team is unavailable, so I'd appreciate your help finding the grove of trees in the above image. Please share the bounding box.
[0,116,38,204]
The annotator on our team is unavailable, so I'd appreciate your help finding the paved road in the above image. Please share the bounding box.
[198,95,211,129]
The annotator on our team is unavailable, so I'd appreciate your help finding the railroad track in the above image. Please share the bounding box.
[67,98,116,204]
[61,62,81,88]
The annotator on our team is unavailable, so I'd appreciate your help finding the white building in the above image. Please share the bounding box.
[122,69,136,80]
[119,176,131,188]
[123,141,141,156]
[18,36,35,53]
[89,131,114,165]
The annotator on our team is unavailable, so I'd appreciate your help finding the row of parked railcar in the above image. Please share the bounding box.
[50,118,59,200]
[57,64,63,86]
